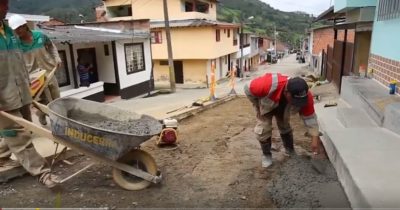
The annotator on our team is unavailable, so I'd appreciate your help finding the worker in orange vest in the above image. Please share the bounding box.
[244,73,323,168]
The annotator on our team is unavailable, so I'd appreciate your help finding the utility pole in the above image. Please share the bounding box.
[274,25,277,57]
[163,0,176,93]
[240,14,244,79]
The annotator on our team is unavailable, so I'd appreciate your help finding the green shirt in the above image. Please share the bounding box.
[20,30,61,74]
[0,21,32,111]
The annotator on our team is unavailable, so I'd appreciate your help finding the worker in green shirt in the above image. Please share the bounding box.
[0,0,59,188]
[8,14,62,126]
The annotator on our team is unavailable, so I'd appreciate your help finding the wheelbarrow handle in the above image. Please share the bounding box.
[33,66,57,101]
[32,101,51,115]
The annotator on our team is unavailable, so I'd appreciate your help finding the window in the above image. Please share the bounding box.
[124,43,145,74]
[160,60,169,65]
[185,1,194,12]
[104,44,110,56]
[233,30,238,46]
[56,50,70,87]
[216,29,221,42]
[151,31,162,44]
[106,5,132,18]
[184,0,209,13]
[228,29,231,38]
[377,0,400,21]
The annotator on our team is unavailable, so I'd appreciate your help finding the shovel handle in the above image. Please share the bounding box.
[33,101,51,115]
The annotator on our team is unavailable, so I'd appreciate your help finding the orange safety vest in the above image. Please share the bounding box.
[248,73,315,117]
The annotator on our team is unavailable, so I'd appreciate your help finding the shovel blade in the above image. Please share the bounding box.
[311,158,328,174]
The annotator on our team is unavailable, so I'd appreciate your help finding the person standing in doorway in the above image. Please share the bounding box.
[8,14,62,126]
[77,57,91,87]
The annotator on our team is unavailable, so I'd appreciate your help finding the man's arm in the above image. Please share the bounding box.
[300,92,323,154]
[244,84,261,118]
[43,34,62,67]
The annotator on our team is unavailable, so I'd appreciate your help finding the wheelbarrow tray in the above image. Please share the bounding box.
[47,98,162,160]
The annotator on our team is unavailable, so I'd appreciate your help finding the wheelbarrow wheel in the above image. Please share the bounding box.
[112,149,158,191]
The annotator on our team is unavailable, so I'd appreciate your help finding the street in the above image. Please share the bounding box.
[0,55,349,208]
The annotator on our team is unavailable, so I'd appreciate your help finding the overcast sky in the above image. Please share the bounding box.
[261,0,333,15]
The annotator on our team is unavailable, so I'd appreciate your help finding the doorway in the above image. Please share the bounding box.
[77,48,99,84]
[174,61,184,84]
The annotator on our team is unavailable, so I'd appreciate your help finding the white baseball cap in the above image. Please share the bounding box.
[8,14,27,30]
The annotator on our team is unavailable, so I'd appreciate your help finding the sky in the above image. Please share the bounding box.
[261,0,333,16]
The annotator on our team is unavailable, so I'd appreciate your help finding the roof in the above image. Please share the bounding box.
[42,25,149,44]
[314,6,345,22]
[150,19,239,29]
[6,13,50,22]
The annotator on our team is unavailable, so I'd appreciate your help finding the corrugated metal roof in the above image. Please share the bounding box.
[42,25,149,44]
[150,19,239,29]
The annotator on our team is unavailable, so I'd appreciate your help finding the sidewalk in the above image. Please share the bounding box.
[316,76,400,208]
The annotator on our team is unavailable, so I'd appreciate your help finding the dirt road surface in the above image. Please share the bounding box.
[0,96,349,208]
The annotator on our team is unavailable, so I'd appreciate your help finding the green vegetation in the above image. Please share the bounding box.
[218,0,313,47]
[9,0,313,47]
[9,0,101,23]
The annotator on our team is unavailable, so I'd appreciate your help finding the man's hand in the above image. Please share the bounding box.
[56,62,62,68]
[311,136,326,158]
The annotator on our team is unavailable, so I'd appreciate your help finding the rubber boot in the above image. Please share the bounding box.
[259,138,272,168]
[281,132,295,154]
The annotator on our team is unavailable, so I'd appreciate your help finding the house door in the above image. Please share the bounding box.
[219,57,223,78]
[174,61,184,84]
[228,54,231,71]
[77,48,99,84]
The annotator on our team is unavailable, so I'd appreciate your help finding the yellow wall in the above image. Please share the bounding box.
[105,0,217,21]
[183,60,207,83]
[152,27,238,60]
[153,59,207,84]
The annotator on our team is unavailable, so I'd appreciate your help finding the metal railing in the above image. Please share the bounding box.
[377,0,400,21]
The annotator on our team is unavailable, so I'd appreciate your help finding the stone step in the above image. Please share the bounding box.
[337,107,378,128]
[317,103,400,208]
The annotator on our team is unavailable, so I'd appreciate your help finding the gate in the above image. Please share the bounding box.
[332,40,344,90]
[326,45,334,82]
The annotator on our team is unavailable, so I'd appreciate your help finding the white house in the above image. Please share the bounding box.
[42,20,154,102]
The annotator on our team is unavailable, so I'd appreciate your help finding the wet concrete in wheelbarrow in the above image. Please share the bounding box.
[0,98,349,208]
[68,109,162,136]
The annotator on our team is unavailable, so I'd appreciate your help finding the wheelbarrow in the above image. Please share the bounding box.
[0,97,163,191]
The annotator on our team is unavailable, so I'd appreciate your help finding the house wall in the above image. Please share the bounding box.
[335,0,377,12]
[153,59,208,84]
[184,60,208,83]
[337,29,356,42]
[151,26,238,60]
[115,38,153,90]
[312,27,335,55]
[104,0,217,21]
[369,5,400,91]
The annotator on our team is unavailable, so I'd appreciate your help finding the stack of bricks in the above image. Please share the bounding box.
[369,54,400,93]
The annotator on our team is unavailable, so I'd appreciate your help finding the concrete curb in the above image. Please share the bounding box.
[169,95,239,121]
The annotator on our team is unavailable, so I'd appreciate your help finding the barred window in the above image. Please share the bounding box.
[124,43,145,75]
[377,0,400,21]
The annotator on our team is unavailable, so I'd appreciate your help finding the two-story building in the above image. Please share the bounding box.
[99,0,240,87]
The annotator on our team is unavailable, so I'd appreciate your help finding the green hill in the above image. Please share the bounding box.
[9,0,311,46]
[9,0,102,23]
[218,0,313,47]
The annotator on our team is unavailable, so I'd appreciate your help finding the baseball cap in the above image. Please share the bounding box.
[287,77,309,108]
